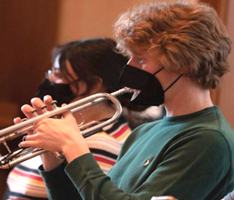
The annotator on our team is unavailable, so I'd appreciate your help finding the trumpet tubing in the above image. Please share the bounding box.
[0,87,133,169]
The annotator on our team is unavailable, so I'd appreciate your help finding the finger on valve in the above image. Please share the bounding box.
[30,97,48,115]
[13,117,23,124]
[43,95,57,111]
[21,104,39,119]
[19,134,37,148]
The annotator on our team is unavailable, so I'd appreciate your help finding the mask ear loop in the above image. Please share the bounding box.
[152,67,183,92]
[164,74,183,92]
[153,67,164,75]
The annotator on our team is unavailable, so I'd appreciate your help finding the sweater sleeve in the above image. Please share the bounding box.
[39,154,128,200]
[38,161,82,200]
[65,153,129,200]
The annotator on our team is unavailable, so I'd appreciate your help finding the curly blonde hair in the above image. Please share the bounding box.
[114,2,232,89]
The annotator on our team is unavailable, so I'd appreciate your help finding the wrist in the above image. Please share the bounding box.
[40,151,64,171]
[63,142,90,163]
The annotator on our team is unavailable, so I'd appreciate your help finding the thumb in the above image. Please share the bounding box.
[63,110,75,121]
[60,104,76,122]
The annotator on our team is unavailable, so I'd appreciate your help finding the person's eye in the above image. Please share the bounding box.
[137,56,143,63]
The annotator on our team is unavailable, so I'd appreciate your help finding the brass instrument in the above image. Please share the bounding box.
[0,87,133,169]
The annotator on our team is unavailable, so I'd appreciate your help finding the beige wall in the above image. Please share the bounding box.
[218,0,234,129]
[56,0,197,44]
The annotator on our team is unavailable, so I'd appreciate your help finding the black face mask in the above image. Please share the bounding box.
[36,78,76,106]
[119,65,183,106]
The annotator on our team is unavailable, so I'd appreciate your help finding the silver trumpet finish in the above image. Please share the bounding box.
[0,87,133,169]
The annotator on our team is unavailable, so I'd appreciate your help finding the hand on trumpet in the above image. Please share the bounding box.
[18,95,90,168]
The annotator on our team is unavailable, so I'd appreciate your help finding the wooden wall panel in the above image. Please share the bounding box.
[0,0,59,119]
[0,0,59,198]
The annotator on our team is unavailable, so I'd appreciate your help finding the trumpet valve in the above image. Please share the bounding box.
[40,105,48,113]
[51,100,58,109]
[31,109,38,116]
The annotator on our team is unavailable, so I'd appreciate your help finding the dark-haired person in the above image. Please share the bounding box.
[5,37,136,200]
[17,2,234,200]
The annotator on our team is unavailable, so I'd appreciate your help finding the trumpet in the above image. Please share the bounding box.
[0,87,133,169]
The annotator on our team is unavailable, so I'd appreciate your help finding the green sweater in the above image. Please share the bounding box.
[40,106,234,200]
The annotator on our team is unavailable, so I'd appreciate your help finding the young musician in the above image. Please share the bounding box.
[17,2,234,200]
[5,38,136,200]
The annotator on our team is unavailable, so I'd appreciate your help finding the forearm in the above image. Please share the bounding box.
[65,153,130,200]
[40,153,131,200]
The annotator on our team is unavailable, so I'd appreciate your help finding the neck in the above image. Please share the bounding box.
[164,77,214,117]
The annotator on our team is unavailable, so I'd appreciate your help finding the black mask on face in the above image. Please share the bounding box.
[36,78,76,106]
[119,65,183,106]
